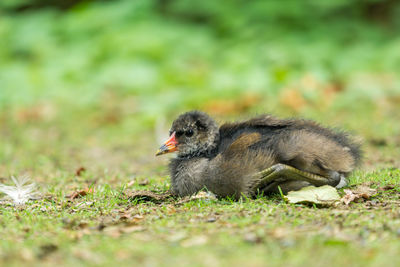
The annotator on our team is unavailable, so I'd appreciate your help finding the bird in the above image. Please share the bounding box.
[156,110,362,199]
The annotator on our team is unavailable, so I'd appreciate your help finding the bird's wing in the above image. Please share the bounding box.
[218,114,294,153]
[219,114,295,134]
[222,132,262,158]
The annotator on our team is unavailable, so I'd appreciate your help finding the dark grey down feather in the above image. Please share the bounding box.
[166,111,362,199]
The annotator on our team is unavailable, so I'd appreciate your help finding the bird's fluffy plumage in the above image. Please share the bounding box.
[164,111,361,199]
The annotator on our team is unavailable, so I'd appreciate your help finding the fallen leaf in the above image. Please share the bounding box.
[67,188,94,200]
[138,178,149,186]
[379,185,396,191]
[341,189,357,205]
[353,185,377,199]
[127,180,136,187]
[166,205,176,215]
[285,185,340,205]
[118,213,144,225]
[130,214,144,223]
[119,213,131,221]
[77,221,89,229]
[75,167,86,176]
[341,185,377,205]
[128,190,172,203]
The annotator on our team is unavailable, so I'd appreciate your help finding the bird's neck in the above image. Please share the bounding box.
[177,145,218,160]
[178,132,220,159]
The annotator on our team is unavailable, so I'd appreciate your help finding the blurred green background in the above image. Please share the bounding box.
[1,0,400,179]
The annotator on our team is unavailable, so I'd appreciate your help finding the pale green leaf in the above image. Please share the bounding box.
[285,185,340,205]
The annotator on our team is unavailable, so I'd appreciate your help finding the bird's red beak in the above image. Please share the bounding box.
[156,132,178,156]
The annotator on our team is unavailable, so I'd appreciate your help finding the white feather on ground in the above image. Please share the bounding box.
[0,176,38,205]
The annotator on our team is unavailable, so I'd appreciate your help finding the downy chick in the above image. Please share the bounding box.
[156,111,362,199]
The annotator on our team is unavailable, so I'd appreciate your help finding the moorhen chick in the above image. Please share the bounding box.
[156,111,361,199]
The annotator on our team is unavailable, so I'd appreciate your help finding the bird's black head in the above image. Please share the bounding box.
[156,110,219,158]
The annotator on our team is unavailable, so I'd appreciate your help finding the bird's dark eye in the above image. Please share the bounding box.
[185,129,194,137]
[176,131,184,137]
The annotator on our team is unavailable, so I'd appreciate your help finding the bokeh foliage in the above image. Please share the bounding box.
[1,0,399,115]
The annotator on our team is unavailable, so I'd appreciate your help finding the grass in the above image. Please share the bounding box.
[0,102,400,266]
[1,170,400,266]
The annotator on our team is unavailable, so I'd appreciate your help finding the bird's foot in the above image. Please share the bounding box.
[256,164,344,190]
[335,174,348,189]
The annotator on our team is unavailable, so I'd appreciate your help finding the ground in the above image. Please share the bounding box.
[0,103,400,267]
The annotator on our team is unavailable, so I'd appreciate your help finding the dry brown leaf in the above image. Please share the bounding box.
[67,188,94,200]
[341,189,357,205]
[341,185,377,205]
[119,213,131,221]
[77,221,89,229]
[167,205,177,215]
[128,190,172,203]
[353,185,377,199]
[379,185,396,191]
[75,167,86,176]
[127,180,136,187]
[119,213,144,225]
[130,214,144,223]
